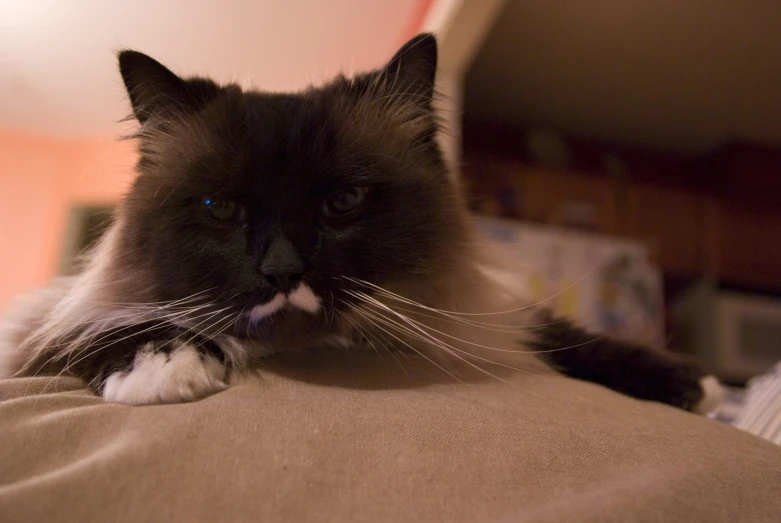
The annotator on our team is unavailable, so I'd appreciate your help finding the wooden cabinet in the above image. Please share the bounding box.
[523,169,619,234]
[623,185,711,276]
[464,159,781,291]
[467,162,618,234]
[719,205,781,290]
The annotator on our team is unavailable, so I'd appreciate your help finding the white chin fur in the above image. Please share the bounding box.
[694,375,725,415]
[289,283,321,313]
[248,284,321,321]
[249,293,287,321]
[102,343,227,406]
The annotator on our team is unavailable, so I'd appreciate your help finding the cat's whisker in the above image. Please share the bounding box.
[349,307,466,385]
[39,320,175,394]
[90,287,218,308]
[60,303,214,354]
[345,279,595,336]
[337,311,385,360]
[353,290,605,356]
[42,300,216,329]
[363,315,416,362]
[45,305,236,395]
[175,308,236,349]
[236,300,254,340]
[353,304,553,401]
[55,305,226,378]
[30,304,213,374]
[350,293,558,376]
[354,286,606,341]
[23,290,220,349]
[344,301,415,364]
[383,303,569,332]
[338,309,408,376]
[349,290,543,355]
[344,284,565,331]
[351,305,507,386]
[342,277,531,327]
[205,313,241,343]
[354,309,444,364]
[190,311,239,345]
[345,273,598,317]
[57,313,202,376]
[353,292,577,366]
[327,291,337,328]
[41,308,167,328]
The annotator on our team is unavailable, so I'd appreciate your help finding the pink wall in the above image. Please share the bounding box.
[0,131,137,309]
[403,0,435,41]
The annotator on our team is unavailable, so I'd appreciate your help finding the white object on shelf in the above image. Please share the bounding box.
[476,215,664,348]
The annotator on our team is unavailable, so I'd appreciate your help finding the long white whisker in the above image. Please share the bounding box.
[353,290,605,356]
[354,305,551,401]
[350,307,466,384]
[350,291,547,354]
[177,308,235,348]
[92,287,217,308]
[39,319,174,394]
[34,306,206,375]
[338,309,409,375]
[346,274,596,317]
[338,311,385,358]
[60,304,214,357]
[343,278,560,329]
[359,299,565,342]
[379,302,570,331]
[57,306,229,377]
[204,313,239,343]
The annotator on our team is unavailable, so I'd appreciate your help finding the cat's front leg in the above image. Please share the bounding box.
[93,339,228,406]
[531,313,723,413]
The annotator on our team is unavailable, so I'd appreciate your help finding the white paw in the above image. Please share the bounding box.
[102,342,227,405]
[694,375,724,415]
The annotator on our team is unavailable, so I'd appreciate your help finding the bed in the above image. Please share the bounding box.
[1,350,779,522]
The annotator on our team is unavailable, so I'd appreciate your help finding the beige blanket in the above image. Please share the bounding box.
[1,350,780,522]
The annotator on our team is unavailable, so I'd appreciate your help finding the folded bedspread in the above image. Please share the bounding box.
[1,350,780,523]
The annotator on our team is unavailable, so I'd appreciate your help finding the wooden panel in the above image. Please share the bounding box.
[464,161,618,234]
[463,160,527,217]
[719,205,781,290]
[624,185,706,276]
[462,156,781,291]
[523,168,618,234]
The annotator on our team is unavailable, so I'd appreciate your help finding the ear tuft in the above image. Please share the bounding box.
[383,33,438,105]
[118,50,221,123]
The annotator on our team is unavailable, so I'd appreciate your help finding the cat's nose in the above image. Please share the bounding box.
[258,232,305,294]
[264,273,303,294]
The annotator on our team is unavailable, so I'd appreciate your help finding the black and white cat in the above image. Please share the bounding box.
[0,34,722,412]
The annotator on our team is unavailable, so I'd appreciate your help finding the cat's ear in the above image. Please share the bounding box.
[118,50,221,123]
[382,33,438,106]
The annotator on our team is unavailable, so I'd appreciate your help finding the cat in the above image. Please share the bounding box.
[0,34,722,412]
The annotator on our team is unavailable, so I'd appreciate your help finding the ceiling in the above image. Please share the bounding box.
[0,0,420,137]
[464,0,781,154]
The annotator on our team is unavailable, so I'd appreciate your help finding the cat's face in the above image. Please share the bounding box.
[114,35,469,344]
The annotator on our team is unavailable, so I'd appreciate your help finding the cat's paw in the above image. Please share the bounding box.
[693,375,724,415]
[658,366,724,414]
[102,342,227,405]
[635,357,721,413]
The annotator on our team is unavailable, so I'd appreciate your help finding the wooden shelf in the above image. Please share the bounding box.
[463,158,781,292]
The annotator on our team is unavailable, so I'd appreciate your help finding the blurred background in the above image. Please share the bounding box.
[2,0,780,386]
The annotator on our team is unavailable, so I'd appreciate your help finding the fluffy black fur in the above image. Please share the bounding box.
[103,36,462,349]
[532,313,706,410]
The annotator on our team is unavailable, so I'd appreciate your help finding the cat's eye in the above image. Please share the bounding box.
[202,197,245,223]
[322,187,368,220]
